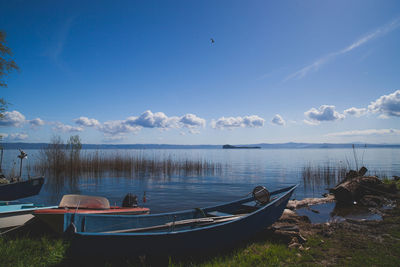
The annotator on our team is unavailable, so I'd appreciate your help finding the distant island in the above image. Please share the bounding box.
[222,144,261,149]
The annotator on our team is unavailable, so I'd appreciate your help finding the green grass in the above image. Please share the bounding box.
[0,236,67,267]
[382,177,400,190]
[191,243,301,267]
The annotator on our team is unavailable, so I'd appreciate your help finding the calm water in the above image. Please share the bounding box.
[2,148,400,214]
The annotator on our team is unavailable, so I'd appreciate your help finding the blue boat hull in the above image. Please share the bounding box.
[66,185,297,257]
[0,202,57,232]
[0,177,44,201]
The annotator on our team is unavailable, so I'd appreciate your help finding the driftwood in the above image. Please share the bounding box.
[330,174,398,204]
[287,194,335,210]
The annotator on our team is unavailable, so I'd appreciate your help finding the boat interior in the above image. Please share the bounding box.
[65,185,296,234]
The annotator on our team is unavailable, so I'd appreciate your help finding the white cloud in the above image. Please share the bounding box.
[125,110,179,128]
[188,129,200,134]
[304,105,345,125]
[0,111,26,127]
[326,128,400,137]
[303,119,320,126]
[53,123,83,133]
[343,107,367,117]
[179,114,206,128]
[286,18,400,80]
[75,117,100,127]
[99,120,141,135]
[102,134,127,142]
[211,115,265,129]
[368,90,400,117]
[2,133,29,141]
[29,118,45,127]
[125,110,206,129]
[271,114,286,126]
[78,111,206,138]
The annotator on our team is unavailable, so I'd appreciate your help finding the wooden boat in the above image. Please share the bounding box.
[0,149,44,201]
[0,176,44,201]
[34,194,150,233]
[65,184,297,257]
[0,201,57,233]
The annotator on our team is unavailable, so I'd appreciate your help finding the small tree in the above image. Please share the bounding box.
[0,30,19,88]
[43,135,66,174]
[67,135,82,172]
[1,30,19,139]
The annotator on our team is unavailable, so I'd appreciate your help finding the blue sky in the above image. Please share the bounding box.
[1,0,400,144]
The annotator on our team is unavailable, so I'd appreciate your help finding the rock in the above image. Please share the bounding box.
[359,195,384,207]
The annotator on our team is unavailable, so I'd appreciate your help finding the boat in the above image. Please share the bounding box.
[64,184,297,257]
[0,176,45,201]
[0,149,45,201]
[34,194,150,233]
[0,201,57,233]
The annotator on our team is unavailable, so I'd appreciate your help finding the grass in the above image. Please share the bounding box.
[382,177,400,190]
[187,243,302,267]
[0,235,68,267]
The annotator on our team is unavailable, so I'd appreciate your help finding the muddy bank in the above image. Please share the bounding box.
[269,175,400,258]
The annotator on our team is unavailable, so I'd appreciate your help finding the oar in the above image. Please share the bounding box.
[102,214,245,234]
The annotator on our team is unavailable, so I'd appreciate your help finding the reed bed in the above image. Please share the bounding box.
[302,162,348,189]
[34,149,224,178]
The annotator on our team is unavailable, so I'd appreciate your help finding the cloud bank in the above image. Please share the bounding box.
[0,111,26,127]
[211,115,265,129]
[304,105,345,125]
[326,128,400,137]
[368,89,400,117]
[74,111,207,138]
[53,123,83,133]
[344,107,367,117]
[29,118,45,127]
[271,114,286,126]
[0,133,29,141]
[75,117,100,127]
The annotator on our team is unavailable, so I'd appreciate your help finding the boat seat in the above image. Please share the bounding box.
[207,211,233,217]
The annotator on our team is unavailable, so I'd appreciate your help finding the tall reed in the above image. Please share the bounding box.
[35,149,224,178]
[302,162,348,189]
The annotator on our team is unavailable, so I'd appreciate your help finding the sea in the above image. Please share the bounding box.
[2,148,399,219]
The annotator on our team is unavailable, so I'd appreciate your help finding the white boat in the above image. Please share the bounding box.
[0,201,57,233]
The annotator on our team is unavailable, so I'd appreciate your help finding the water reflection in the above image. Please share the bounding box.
[296,202,382,223]
[1,148,398,212]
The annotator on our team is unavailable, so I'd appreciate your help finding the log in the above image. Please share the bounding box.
[330,176,382,204]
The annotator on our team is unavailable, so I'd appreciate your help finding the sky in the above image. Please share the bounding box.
[1,0,400,145]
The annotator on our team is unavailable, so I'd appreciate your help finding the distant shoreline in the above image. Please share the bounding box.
[1,142,400,150]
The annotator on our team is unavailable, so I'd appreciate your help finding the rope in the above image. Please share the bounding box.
[194,207,206,217]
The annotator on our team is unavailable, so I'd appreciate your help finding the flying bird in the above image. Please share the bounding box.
[210,38,215,44]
